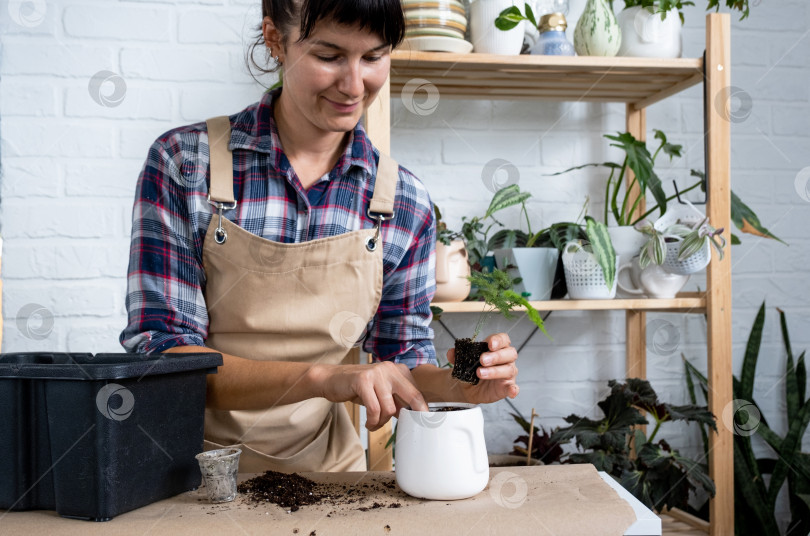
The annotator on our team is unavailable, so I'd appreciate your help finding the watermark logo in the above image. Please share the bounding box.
[177,152,209,189]
[489,471,528,509]
[247,234,289,268]
[88,70,127,108]
[646,319,680,356]
[8,0,46,28]
[722,399,761,437]
[400,78,440,116]
[329,311,368,349]
[481,158,520,194]
[714,86,753,124]
[96,383,136,421]
[412,404,450,429]
[794,166,810,203]
[16,303,54,340]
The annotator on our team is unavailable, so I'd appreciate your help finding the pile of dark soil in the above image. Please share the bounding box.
[431,406,467,412]
[238,470,322,512]
[237,471,405,514]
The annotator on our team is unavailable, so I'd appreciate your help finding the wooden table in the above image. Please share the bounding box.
[0,466,659,535]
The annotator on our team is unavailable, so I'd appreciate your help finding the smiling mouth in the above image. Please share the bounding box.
[325,97,362,111]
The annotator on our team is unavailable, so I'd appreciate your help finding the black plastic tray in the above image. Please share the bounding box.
[0,352,222,521]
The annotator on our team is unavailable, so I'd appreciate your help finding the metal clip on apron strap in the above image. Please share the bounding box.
[205,116,237,244]
[365,154,398,252]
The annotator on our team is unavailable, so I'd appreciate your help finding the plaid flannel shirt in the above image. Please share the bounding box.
[120,89,437,368]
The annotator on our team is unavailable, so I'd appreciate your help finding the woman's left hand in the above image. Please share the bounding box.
[446,333,519,404]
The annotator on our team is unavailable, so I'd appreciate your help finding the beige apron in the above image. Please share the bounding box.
[200,115,398,473]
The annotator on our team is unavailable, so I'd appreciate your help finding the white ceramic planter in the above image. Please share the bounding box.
[469,0,525,54]
[617,6,682,58]
[395,403,489,500]
[493,247,558,301]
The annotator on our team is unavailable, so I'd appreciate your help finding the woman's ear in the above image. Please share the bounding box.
[262,16,284,61]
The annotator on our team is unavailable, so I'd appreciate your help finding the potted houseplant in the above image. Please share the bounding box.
[615,0,750,58]
[471,0,526,55]
[485,185,561,301]
[434,205,472,302]
[549,130,677,272]
[453,268,550,384]
[635,208,726,275]
[459,184,532,271]
[684,303,810,533]
[551,378,717,512]
[549,129,782,259]
[560,216,618,300]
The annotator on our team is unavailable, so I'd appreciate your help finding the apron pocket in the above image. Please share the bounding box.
[205,410,334,474]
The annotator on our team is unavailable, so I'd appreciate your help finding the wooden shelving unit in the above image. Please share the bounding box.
[362,13,732,536]
[434,293,706,314]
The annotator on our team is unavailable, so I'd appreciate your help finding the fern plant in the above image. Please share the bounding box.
[467,269,549,341]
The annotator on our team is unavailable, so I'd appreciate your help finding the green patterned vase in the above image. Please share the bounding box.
[573,0,621,56]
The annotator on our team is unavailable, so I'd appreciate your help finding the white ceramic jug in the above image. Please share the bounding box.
[617,257,690,299]
[395,402,489,500]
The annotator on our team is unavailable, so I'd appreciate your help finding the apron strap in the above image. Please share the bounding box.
[368,153,398,218]
[205,115,398,218]
[206,116,236,205]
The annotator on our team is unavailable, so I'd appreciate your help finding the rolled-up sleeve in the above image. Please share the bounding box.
[119,138,209,354]
[364,171,437,368]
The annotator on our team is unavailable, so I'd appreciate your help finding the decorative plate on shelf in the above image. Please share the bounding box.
[401,36,473,54]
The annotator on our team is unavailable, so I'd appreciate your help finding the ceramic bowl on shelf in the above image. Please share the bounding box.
[402,0,473,53]
[401,35,474,54]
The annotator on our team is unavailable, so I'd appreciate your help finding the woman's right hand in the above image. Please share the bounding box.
[310,362,428,431]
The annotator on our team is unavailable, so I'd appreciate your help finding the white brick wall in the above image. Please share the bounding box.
[1,0,808,513]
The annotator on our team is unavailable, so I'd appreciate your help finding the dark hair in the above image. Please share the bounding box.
[246,0,405,84]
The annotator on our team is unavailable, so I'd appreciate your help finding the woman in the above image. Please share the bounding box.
[120,0,520,473]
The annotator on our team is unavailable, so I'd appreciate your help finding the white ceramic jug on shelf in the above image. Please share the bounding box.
[617,257,690,299]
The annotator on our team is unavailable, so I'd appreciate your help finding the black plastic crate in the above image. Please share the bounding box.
[0,352,222,521]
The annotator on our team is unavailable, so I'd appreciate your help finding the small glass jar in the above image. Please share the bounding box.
[529,13,575,56]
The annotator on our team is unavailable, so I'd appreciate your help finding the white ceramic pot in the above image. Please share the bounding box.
[617,6,682,58]
[617,257,690,299]
[493,247,558,301]
[434,239,471,302]
[395,402,489,500]
[469,0,525,54]
[573,0,621,56]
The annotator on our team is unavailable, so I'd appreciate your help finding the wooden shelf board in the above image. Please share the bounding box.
[391,51,703,105]
[433,292,706,314]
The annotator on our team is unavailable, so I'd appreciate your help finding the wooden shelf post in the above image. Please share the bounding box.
[625,104,647,383]
[705,13,734,536]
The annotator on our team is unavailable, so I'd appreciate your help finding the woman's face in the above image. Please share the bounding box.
[269,19,391,134]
